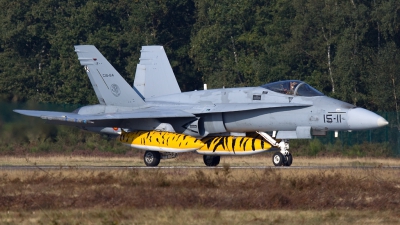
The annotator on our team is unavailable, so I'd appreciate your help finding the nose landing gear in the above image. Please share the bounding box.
[257,131,293,167]
[272,152,293,166]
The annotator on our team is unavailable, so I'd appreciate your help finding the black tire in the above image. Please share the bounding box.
[284,153,293,166]
[203,155,220,166]
[272,152,284,166]
[143,151,161,167]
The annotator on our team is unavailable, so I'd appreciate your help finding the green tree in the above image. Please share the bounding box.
[124,0,198,91]
[191,0,296,88]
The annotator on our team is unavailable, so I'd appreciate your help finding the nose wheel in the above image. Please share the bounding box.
[284,153,293,166]
[272,152,293,166]
[272,152,284,166]
[256,131,293,167]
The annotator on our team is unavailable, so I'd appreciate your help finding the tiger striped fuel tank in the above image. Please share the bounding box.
[119,130,204,152]
[196,136,272,155]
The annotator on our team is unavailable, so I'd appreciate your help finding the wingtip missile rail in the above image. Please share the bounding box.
[40,116,94,124]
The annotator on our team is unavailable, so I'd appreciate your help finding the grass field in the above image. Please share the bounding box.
[1,209,399,225]
[0,155,399,224]
[1,152,400,167]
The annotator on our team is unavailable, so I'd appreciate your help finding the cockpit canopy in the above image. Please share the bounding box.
[261,80,324,97]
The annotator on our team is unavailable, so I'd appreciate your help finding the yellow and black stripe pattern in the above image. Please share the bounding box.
[197,136,271,155]
[119,130,204,152]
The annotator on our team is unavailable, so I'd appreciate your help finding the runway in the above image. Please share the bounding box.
[1,165,400,170]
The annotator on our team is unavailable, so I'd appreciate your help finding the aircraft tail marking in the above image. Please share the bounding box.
[133,46,181,99]
[75,45,145,107]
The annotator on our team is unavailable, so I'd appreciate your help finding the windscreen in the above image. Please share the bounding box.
[261,80,324,96]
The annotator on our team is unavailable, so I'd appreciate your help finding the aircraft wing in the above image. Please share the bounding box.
[14,108,195,124]
[186,103,312,114]
[14,102,310,123]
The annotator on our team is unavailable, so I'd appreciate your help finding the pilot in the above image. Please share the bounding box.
[286,82,298,95]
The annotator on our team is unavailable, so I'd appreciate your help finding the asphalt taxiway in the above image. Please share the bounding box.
[1,165,400,170]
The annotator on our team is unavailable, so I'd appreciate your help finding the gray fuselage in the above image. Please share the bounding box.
[145,85,386,138]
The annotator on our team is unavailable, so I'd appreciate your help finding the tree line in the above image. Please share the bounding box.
[0,0,399,113]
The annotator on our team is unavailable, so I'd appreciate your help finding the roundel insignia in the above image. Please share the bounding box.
[110,84,121,97]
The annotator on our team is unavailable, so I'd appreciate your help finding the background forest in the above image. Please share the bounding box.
[0,0,399,156]
[0,0,399,112]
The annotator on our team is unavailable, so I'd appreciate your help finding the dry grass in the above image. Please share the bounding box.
[0,153,399,167]
[0,155,399,224]
[0,209,399,225]
[0,168,399,210]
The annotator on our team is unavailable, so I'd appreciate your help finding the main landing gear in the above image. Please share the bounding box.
[257,131,293,167]
[143,151,178,167]
[203,155,220,166]
[143,151,161,167]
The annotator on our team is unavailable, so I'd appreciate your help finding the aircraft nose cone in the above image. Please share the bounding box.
[347,108,388,130]
[377,117,389,127]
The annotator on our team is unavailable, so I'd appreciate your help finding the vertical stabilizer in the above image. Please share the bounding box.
[75,45,145,107]
[133,46,181,99]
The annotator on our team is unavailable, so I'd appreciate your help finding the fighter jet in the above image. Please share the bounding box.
[14,45,389,167]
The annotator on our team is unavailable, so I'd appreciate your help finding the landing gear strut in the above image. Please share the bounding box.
[144,151,161,167]
[257,131,293,167]
[203,155,220,166]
